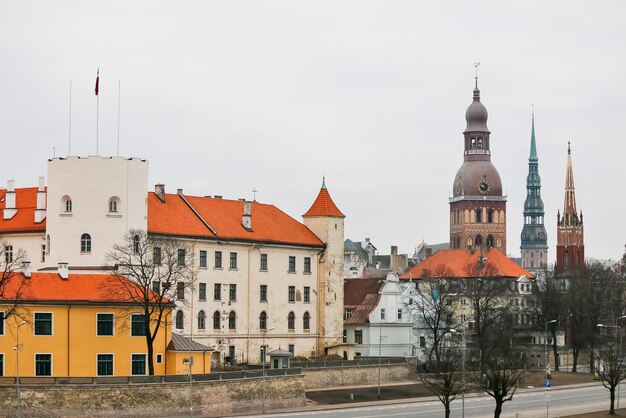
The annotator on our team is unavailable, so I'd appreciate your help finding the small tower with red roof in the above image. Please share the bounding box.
[303,178,345,355]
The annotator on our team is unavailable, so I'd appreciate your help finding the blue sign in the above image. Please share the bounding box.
[545,379,551,390]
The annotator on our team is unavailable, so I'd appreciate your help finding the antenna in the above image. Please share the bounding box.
[68,79,72,156]
[117,80,121,156]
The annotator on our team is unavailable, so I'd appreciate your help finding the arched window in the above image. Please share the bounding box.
[487,209,493,223]
[419,336,426,348]
[303,312,310,330]
[466,237,473,247]
[496,237,503,248]
[474,235,483,247]
[108,199,118,213]
[62,196,73,213]
[228,311,236,329]
[213,311,220,330]
[198,311,206,330]
[476,208,482,223]
[288,311,295,330]
[81,233,92,253]
[259,311,267,330]
[486,235,494,248]
[477,137,483,149]
[133,235,140,254]
[564,251,570,270]
[175,310,184,330]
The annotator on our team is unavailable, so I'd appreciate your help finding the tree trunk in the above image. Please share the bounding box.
[610,387,616,414]
[552,330,560,371]
[444,401,451,418]
[494,398,503,418]
[146,334,155,375]
[572,345,580,373]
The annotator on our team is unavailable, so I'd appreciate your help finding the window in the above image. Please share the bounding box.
[131,354,146,375]
[288,312,295,330]
[304,257,311,273]
[214,283,222,300]
[213,311,220,330]
[97,354,114,376]
[380,308,386,320]
[259,311,267,330]
[344,308,353,320]
[260,254,268,271]
[34,313,53,335]
[229,284,237,301]
[64,198,72,213]
[288,286,295,302]
[156,354,163,364]
[397,308,402,320]
[229,252,237,269]
[420,336,426,348]
[97,313,114,336]
[288,256,296,273]
[215,251,222,268]
[0,311,4,335]
[131,314,146,336]
[303,312,310,330]
[108,199,118,213]
[199,250,207,268]
[80,233,91,253]
[354,330,363,344]
[153,247,162,265]
[4,245,13,263]
[260,285,267,302]
[132,235,140,253]
[0,353,3,376]
[41,244,46,262]
[177,249,186,266]
[152,281,160,294]
[176,282,185,300]
[288,344,294,354]
[228,311,236,329]
[304,286,310,303]
[199,283,206,300]
[198,311,206,330]
[175,311,184,330]
[35,354,52,376]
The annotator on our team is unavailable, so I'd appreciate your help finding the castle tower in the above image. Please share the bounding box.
[520,112,548,271]
[303,178,345,354]
[556,143,584,274]
[449,77,507,253]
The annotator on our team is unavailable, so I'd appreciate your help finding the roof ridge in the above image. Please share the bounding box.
[176,194,219,238]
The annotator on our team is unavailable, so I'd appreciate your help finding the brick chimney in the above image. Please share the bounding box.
[155,184,166,202]
[34,176,47,223]
[242,201,252,231]
[3,179,17,220]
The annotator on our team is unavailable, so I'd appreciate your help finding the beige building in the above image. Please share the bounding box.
[0,156,345,365]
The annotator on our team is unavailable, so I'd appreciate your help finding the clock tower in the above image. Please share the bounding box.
[449,77,507,253]
[520,112,548,272]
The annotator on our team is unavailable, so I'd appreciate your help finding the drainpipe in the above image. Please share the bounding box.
[67,305,71,376]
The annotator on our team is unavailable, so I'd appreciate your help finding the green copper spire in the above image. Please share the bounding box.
[529,111,538,162]
[321,176,327,190]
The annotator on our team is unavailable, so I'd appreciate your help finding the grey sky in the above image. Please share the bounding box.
[1,1,625,261]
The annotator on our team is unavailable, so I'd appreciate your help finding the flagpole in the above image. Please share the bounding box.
[68,79,72,156]
[117,80,121,156]
[95,68,100,156]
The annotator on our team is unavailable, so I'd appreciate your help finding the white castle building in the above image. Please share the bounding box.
[0,155,346,364]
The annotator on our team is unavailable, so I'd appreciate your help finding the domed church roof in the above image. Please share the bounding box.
[464,83,490,133]
[452,160,503,198]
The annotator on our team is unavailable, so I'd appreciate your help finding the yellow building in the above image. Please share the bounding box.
[0,270,210,377]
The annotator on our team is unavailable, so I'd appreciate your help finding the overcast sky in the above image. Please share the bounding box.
[1,1,625,262]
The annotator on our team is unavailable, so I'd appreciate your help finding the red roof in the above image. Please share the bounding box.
[303,181,345,218]
[0,272,159,304]
[401,248,534,280]
[344,278,383,325]
[0,187,46,233]
[148,193,324,247]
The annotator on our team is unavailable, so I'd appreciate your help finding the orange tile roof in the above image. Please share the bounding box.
[0,187,46,233]
[0,272,163,304]
[303,181,345,218]
[148,193,324,247]
[400,248,535,280]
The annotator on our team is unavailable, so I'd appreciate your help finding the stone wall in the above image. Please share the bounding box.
[303,362,416,389]
[0,375,305,418]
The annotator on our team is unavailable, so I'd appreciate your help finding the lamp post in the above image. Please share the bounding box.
[261,327,275,414]
[545,319,556,418]
[377,323,385,399]
[616,317,626,408]
[450,328,466,418]
[14,321,27,418]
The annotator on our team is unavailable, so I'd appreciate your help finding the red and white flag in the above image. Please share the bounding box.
[94,69,100,96]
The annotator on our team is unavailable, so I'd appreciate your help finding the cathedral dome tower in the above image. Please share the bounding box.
[449,77,507,252]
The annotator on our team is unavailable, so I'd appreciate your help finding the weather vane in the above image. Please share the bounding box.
[474,61,480,78]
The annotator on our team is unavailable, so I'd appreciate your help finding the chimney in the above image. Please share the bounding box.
[3,179,17,220]
[155,184,166,202]
[177,188,183,195]
[21,261,31,278]
[58,262,69,280]
[34,176,47,223]
[242,201,252,231]
[425,248,432,258]
[214,195,222,199]
[391,246,398,256]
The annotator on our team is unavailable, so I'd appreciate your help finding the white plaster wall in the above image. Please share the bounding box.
[46,156,148,267]
[0,233,45,270]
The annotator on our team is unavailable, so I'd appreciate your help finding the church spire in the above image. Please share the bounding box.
[563,141,577,217]
[529,109,538,162]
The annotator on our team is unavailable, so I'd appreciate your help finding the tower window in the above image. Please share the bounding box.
[476,209,482,223]
[475,235,483,247]
[80,233,92,253]
[487,209,493,223]
[486,235,494,248]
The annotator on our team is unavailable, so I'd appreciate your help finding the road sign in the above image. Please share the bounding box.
[545,379,551,390]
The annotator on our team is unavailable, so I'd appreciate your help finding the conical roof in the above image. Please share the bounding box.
[303,178,345,218]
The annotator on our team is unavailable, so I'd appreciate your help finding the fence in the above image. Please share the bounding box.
[0,367,302,386]
[293,357,406,369]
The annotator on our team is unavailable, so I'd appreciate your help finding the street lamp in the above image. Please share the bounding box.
[261,327,275,414]
[377,323,386,399]
[14,321,27,418]
[450,328,466,418]
[616,317,626,408]
[545,319,556,418]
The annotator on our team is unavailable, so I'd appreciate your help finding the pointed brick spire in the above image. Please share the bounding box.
[563,141,577,216]
[303,178,345,218]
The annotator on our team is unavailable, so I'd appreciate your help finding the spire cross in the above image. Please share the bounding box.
[474,61,481,86]
[252,188,258,201]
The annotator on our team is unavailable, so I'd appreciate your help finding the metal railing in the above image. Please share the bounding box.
[293,357,406,369]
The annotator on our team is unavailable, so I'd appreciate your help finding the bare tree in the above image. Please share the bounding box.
[417,345,465,418]
[0,241,29,320]
[594,340,626,415]
[534,269,565,371]
[106,230,194,375]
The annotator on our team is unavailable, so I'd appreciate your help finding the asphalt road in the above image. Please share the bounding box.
[247,383,613,418]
